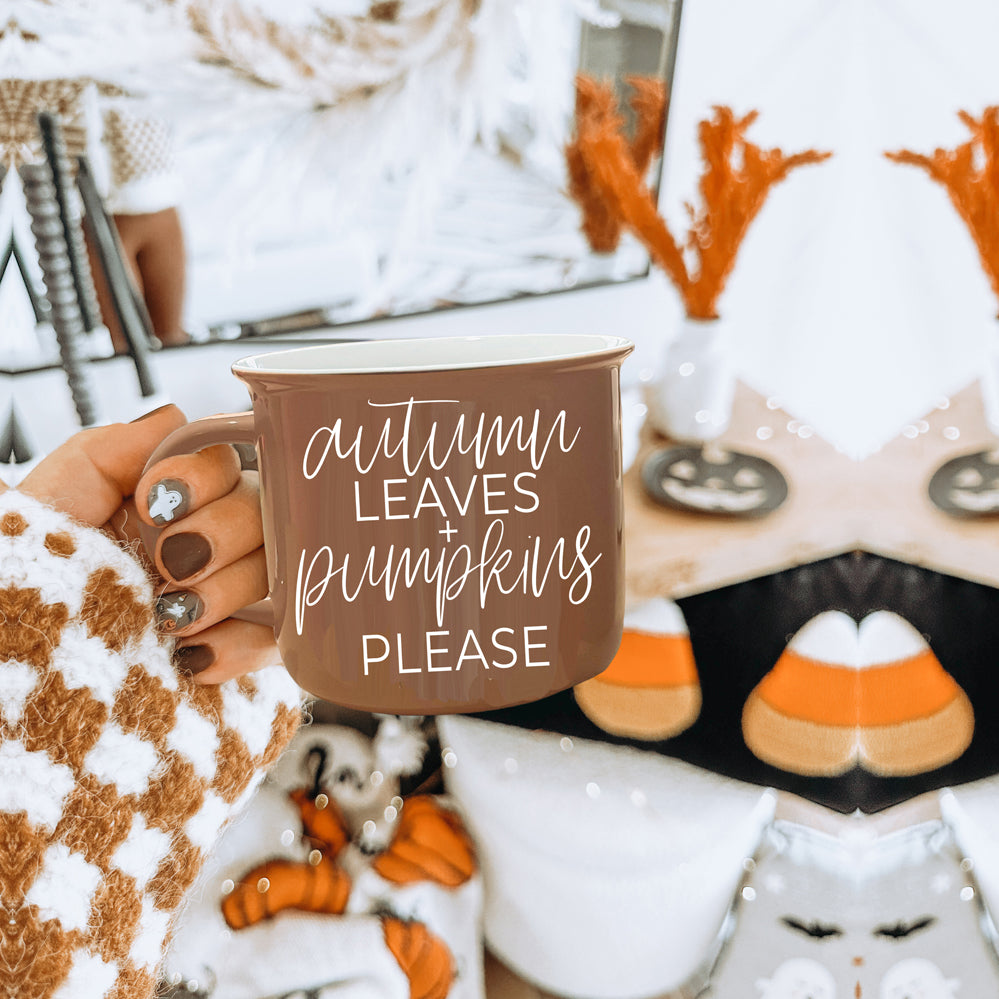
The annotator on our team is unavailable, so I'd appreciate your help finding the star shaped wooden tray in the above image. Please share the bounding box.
[625,380,999,601]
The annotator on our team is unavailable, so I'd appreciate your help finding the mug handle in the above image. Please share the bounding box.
[139,412,275,628]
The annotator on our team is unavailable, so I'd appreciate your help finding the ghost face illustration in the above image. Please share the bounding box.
[879,959,959,999]
[156,592,202,631]
[756,957,837,999]
[149,481,188,525]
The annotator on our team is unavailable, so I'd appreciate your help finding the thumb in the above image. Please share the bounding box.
[18,405,186,528]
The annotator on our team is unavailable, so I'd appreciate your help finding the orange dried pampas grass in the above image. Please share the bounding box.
[566,75,668,253]
[886,108,999,312]
[567,76,832,319]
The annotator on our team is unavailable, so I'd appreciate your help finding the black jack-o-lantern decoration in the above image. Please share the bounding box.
[928,449,999,516]
[642,445,789,516]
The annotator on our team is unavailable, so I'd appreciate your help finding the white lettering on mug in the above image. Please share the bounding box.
[362,634,390,676]
[303,398,580,479]
[482,473,509,515]
[491,628,518,668]
[513,472,540,513]
[361,626,551,674]
[524,625,550,667]
[297,398,606,685]
[348,473,542,522]
[383,479,410,519]
[294,521,600,635]
[414,478,447,518]
[354,480,378,521]
[426,631,451,671]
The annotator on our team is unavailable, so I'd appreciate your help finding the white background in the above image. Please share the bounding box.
[656,0,999,456]
[10,0,999,460]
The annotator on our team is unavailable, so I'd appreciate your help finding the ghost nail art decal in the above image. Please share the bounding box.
[156,591,203,631]
[148,479,189,525]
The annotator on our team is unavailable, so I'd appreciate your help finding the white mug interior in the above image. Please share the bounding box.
[233,333,632,375]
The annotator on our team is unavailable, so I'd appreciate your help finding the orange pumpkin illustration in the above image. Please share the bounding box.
[222,854,352,930]
[222,786,352,930]
[383,916,455,999]
[289,786,351,856]
[374,795,477,888]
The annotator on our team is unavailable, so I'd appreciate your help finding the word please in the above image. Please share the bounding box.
[362,626,550,675]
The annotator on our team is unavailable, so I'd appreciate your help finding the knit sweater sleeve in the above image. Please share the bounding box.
[100,97,184,216]
[0,489,303,999]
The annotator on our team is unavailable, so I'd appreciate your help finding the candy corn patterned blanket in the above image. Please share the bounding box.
[0,491,303,999]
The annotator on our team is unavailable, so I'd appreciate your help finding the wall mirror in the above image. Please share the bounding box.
[0,0,682,378]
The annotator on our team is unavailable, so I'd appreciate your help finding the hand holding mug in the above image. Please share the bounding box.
[18,405,276,684]
[141,334,634,713]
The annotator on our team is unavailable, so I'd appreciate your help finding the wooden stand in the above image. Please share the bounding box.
[625,380,999,602]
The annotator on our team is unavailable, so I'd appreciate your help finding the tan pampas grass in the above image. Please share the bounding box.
[567,76,831,318]
[566,75,667,253]
[185,0,483,108]
[887,108,999,313]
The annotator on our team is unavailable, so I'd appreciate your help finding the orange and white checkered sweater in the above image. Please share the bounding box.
[0,491,302,999]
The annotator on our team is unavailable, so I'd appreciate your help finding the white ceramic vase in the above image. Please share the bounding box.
[646,317,735,442]
[982,329,999,437]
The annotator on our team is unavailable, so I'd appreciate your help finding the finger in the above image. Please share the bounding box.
[155,472,263,586]
[102,497,156,575]
[137,443,241,528]
[174,619,284,685]
[104,496,144,546]
[155,548,268,637]
[20,405,186,528]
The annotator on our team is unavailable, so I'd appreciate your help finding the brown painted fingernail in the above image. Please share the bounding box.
[161,532,212,581]
[148,478,190,526]
[175,644,215,676]
[129,403,175,423]
[156,591,203,632]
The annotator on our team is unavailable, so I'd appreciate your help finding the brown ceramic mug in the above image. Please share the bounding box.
[143,334,633,713]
